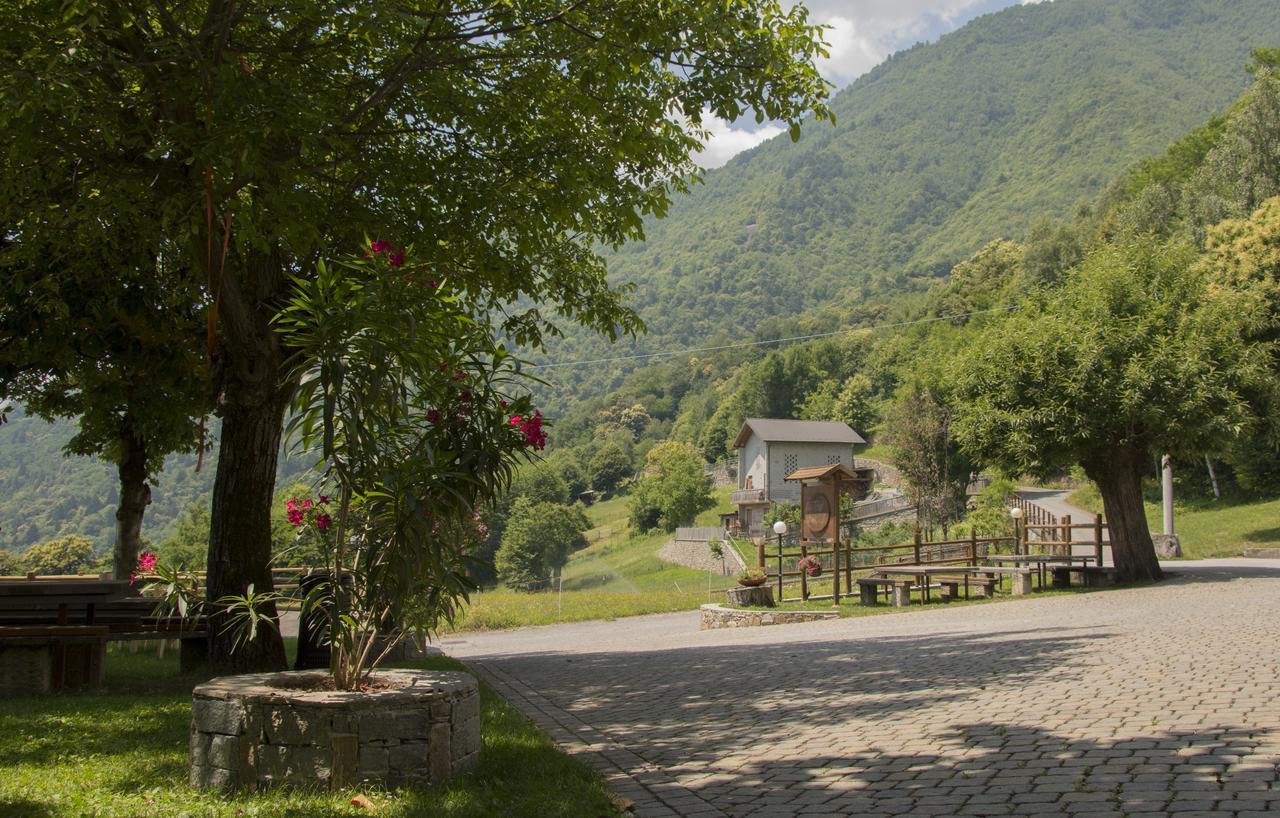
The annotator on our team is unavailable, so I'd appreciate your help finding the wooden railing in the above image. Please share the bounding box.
[758,514,1110,604]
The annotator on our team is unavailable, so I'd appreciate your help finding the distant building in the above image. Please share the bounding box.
[729,418,870,536]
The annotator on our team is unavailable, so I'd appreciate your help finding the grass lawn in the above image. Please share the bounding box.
[1067,484,1280,559]
[0,647,617,818]
[451,486,741,631]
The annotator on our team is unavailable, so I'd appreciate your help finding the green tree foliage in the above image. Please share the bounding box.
[589,442,634,495]
[21,535,96,576]
[1199,196,1280,490]
[885,385,974,537]
[954,478,1018,541]
[0,549,21,576]
[950,238,1267,581]
[496,499,590,592]
[628,441,714,532]
[156,502,211,571]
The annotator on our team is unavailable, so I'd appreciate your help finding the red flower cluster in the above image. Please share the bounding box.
[130,551,158,585]
[796,555,823,577]
[287,496,332,532]
[367,239,405,268]
[509,410,546,450]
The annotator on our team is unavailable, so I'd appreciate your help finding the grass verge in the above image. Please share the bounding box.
[451,486,741,631]
[0,649,616,818]
[1067,484,1280,559]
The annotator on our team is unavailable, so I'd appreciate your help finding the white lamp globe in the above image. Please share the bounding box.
[1009,507,1024,520]
[773,520,788,535]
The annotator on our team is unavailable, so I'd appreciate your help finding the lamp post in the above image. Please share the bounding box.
[1009,506,1024,555]
[773,520,787,599]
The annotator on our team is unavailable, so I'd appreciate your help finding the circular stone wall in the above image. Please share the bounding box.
[190,668,480,792]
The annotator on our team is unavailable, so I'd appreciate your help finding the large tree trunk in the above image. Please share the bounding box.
[204,251,292,672]
[112,416,150,581]
[1083,446,1163,583]
[206,372,291,671]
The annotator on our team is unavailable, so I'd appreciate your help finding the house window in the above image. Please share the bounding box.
[784,453,798,477]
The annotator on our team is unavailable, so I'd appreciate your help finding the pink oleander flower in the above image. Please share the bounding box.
[319,495,329,504]
[315,513,332,532]
[137,551,157,573]
[509,411,546,450]
[459,390,471,403]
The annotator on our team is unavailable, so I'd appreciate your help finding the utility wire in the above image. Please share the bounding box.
[529,305,1018,370]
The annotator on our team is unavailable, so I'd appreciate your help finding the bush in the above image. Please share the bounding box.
[496,499,590,592]
[627,441,713,532]
[21,534,96,575]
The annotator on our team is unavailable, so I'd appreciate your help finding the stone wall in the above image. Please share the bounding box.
[700,603,839,629]
[658,538,745,576]
[190,668,479,792]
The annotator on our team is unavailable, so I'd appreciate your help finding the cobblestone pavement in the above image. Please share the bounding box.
[443,561,1280,817]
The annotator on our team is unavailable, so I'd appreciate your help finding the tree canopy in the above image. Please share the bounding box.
[0,0,830,669]
[950,237,1268,580]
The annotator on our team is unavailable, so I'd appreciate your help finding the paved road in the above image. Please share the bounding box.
[443,560,1280,817]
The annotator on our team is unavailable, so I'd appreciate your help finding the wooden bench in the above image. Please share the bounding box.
[0,578,208,693]
[1051,565,1117,588]
[856,576,915,607]
[933,574,998,600]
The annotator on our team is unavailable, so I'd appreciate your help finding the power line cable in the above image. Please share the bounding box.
[529,305,1018,370]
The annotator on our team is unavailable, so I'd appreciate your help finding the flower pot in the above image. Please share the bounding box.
[737,577,768,587]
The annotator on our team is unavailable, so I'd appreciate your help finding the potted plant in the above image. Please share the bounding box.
[737,567,769,587]
[797,555,823,578]
[159,241,547,792]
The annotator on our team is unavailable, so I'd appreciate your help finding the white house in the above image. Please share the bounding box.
[730,418,868,536]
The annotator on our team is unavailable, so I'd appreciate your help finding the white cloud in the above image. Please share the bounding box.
[693,116,786,169]
[692,1,1026,166]
[816,15,885,83]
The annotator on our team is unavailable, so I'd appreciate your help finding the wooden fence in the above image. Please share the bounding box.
[757,515,1110,605]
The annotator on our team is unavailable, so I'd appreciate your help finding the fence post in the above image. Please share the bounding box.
[969,527,978,565]
[777,537,784,600]
[1094,514,1104,566]
[845,541,853,594]
[913,528,922,565]
[1062,514,1071,558]
[832,540,841,606]
[800,543,810,601]
[757,539,766,570]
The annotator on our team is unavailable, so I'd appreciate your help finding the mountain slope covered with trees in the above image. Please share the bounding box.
[540,0,1280,407]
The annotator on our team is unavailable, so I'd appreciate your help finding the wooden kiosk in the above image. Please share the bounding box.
[777,464,875,604]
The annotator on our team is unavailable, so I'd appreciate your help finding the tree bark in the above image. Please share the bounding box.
[112,417,151,581]
[206,371,291,671]
[1083,446,1163,583]
[204,249,293,672]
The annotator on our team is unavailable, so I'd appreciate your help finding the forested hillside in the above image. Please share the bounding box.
[541,45,1280,521]
[0,410,312,554]
[539,0,1280,408]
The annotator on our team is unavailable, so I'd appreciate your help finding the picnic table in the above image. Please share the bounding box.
[862,564,1024,605]
[987,554,1096,588]
[0,578,207,694]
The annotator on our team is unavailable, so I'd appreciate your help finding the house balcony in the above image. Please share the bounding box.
[730,488,767,505]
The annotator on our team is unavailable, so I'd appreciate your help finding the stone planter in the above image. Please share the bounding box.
[190,668,479,793]
[725,584,775,607]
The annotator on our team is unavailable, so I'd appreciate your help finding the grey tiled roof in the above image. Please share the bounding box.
[733,418,866,448]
